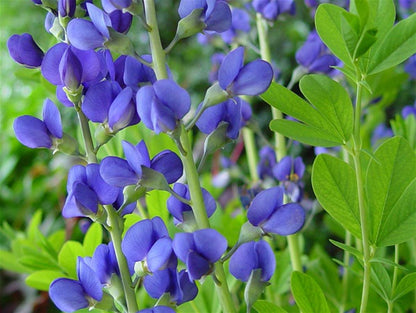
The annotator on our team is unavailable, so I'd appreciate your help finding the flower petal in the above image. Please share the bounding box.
[231,60,273,96]
[143,268,171,298]
[218,46,244,90]
[86,163,119,204]
[172,232,195,263]
[151,150,183,184]
[100,156,139,187]
[49,278,88,312]
[153,79,191,119]
[262,203,305,235]
[247,186,284,226]
[122,140,146,175]
[255,240,275,281]
[108,87,136,131]
[42,99,63,139]
[147,237,174,272]
[67,19,106,50]
[193,229,227,262]
[41,43,67,85]
[77,257,103,301]
[229,241,257,282]
[187,251,211,280]
[13,116,51,148]
[204,0,232,32]
[122,220,154,266]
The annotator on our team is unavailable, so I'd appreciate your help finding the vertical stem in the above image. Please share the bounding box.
[388,244,400,313]
[104,205,138,313]
[340,231,352,313]
[242,128,259,182]
[353,81,372,313]
[256,13,301,273]
[143,0,168,80]
[75,104,97,163]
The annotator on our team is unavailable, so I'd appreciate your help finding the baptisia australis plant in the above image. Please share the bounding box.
[11,0,416,313]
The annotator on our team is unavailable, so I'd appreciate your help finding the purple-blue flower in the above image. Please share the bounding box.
[58,0,76,17]
[257,146,277,180]
[371,123,393,146]
[229,240,275,282]
[138,306,176,313]
[296,31,341,75]
[7,33,44,68]
[13,99,62,149]
[220,8,251,44]
[121,217,177,274]
[402,102,416,119]
[247,186,305,235]
[102,0,132,12]
[404,54,416,79]
[196,97,252,139]
[143,268,198,305]
[273,156,305,182]
[136,79,191,134]
[178,0,232,33]
[91,243,119,284]
[49,257,103,312]
[218,47,273,97]
[100,140,183,188]
[252,0,296,21]
[167,183,216,224]
[62,163,119,218]
[172,229,227,280]
[41,43,101,91]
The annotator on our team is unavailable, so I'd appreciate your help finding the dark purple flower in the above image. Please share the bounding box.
[121,55,157,89]
[121,217,177,274]
[252,0,296,21]
[229,240,275,282]
[399,0,416,17]
[14,99,62,149]
[109,10,133,33]
[82,81,139,132]
[138,306,176,313]
[218,47,273,97]
[304,0,318,8]
[371,124,393,146]
[100,140,183,188]
[172,229,227,280]
[143,268,198,305]
[178,0,232,33]
[58,0,76,17]
[402,102,416,119]
[7,33,44,68]
[49,257,103,312]
[404,54,416,79]
[31,0,42,4]
[167,183,216,224]
[63,163,119,218]
[41,43,101,90]
[209,53,225,83]
[136,79,191,134]
[273,156,305,182]
[196,97,250,139]
[220,8,251,44]
[91,243,119,284]
[102,0,132,12]
[247,186,305,235]
[257,146,277,180]
[296,31,341,75]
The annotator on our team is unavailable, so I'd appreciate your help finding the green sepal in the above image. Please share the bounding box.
[244,269,270,313]
[175,8,205,40]
[105,29,135,56]
[140,166,170,192]
[202,82,229,108]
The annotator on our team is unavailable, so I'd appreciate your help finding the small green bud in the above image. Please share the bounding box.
[55,133,79,156]
[105,29,135,56]
[237,221,263,245]
[94,124,114,147]
[244,269,270,312]
[176,8,205,40]
[63,85,83,104]
[202,82,229,108]
[122,185,146,207]
[140,167,170,192]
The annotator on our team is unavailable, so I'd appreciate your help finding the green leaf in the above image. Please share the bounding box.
[392,272,416,301]
[315,4,354,68]
[0,250,31,273]
[366,137,416,246]
[58,241,85,278]
[291,271,331,313]
[312,154,361,238]
[367,12,416,74]
[370,257,409,272]
[27,210,42,242]
[354,28,377,59]
[83,222,103,256]
[25,270,66,291]
[48,230,66,253]
[371,263,391,302]
[329,239,363,262]
[299,74,353,142]
[146,189,170,224]
[340,11,360,57]
[252,300,288,313]
[263,77,353,147]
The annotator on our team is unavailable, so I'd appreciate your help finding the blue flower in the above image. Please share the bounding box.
[138,306,176,313]
[100,140,183,188]
[167,183,216,224]
[13,99,62,149]
[49,257,103,312]
[7,33,44,68]
[247,186,305,235]
[143,268,198,305]
[257,146,277,180]
[220,8,251,44]
[218,47,273,97]
[229,240,275,282]
[252,0,296,21]
[404,54,416,80]
[136,79,191,134]
[63,163,119,218]
[402,102,416,119]
[121,217,177,274]
[178,0,232,33]
[172,229,227,280]
[58,0,76,17]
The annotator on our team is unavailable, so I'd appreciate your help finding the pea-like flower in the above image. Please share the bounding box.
[13,99,62,149]
[229,240,275,282]
[252,0,296,21]
[257,146,277,180]
[63,163,119,218]
[220,8,251,44]
[121,217,177,274]
[138,306,176,313]
[178,0,232,33]
[143,268,198,305]
[273,156,305,183]
[7,33,44,68]
[218,46,273,97]
[49,257,103,312]
[100,140,183,188]
[402,102,416,118]
[247,186,305,235]
[404,54,416,80]
[172,229,227,280]
[167,183,216,225]
[91,243,119,285]
[136,79,191,134]
[58,0,76,17]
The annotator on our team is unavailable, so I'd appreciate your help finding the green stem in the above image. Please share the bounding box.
[340,231,352,313]
[242,128,259,183]
[388,244,400,313]
[104,205,138,313]
[75,105,97,163]
[178,124,236,313]
[352,81,372,313]
[256,12,301,274]
[143,0,168,80]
